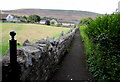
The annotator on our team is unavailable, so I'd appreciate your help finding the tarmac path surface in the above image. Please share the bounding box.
[50,29,94,81]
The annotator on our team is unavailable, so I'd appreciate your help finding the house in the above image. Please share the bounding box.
[69,20,80,25]
[40,20,46,24]
[0,14,14,22]
[0,14,27,22]
[6,14,14,21]
[14,18,27,23]
[50,19,58,25]
[58,21,75,26]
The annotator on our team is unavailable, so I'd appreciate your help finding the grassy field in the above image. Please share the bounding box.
[0,23,70,55]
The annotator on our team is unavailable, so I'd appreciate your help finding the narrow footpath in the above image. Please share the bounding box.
[50,29,94,81]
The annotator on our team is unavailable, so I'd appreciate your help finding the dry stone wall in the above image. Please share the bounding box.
[2,27,78,81]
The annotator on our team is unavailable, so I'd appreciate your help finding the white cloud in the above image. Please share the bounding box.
[0,0,119,14]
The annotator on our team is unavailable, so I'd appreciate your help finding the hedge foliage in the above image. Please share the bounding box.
[80,17,93,25]
[82,14,120,81]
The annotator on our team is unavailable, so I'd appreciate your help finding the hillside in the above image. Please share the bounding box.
[1,9,100,20]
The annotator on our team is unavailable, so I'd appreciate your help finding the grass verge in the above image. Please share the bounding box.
[79,25,93,56]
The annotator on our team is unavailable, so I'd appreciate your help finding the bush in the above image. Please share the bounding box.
[50,21,55,25]
[56,24,61,27]
[20,20,26,23]
[80,14,120,81]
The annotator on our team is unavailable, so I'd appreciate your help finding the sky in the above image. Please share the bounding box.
[0,0,120,14]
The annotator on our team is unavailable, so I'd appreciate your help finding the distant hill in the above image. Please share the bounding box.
[1,9,100,20]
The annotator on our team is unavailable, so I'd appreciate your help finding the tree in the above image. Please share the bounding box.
[45,20,50,25]
[28,15,41,23]
[22,16,27,20]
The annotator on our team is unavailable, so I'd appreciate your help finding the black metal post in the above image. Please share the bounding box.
[9,30,17,67]
[8,30,21,81]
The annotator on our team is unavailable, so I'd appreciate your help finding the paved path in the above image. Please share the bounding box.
[50,29,94,81]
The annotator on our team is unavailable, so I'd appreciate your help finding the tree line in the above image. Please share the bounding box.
[13,14,58,24]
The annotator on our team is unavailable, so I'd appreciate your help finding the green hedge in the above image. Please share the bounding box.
[80,17,93,25]
[79,14,120,81]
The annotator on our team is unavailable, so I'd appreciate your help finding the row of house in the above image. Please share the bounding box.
[0,14,26,22]
[0,14,79,26]
[40,19,80,26]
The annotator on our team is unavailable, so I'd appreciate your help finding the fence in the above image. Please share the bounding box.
[2,27,78,81]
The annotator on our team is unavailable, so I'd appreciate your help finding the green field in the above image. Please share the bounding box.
[0,23,70,55]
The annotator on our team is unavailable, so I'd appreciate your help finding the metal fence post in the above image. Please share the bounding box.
[9,30,20,81]
[9,30,17,67]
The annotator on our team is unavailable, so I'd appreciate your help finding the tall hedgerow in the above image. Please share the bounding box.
[85,14,120,81]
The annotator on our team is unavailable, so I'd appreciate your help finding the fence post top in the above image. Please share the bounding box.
[10,30,16,40]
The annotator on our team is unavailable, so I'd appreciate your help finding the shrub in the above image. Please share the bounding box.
[56,24,61,27]
[81,14,120,81]
[50,21,55,25]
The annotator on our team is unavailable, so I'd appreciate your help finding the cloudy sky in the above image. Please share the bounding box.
[0,0,119,14]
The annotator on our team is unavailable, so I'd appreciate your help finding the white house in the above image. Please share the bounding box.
[62,23,74,26]
[58,21,75,26]
[6,14,14,21]
[11,18,21,22]
[13,18,26,23]
[1,14,15,22]
[1,14,26,22]
[40,20,46,24]
[50,19,58,25]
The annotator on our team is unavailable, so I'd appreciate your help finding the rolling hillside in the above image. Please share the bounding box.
[1,9,100,20]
